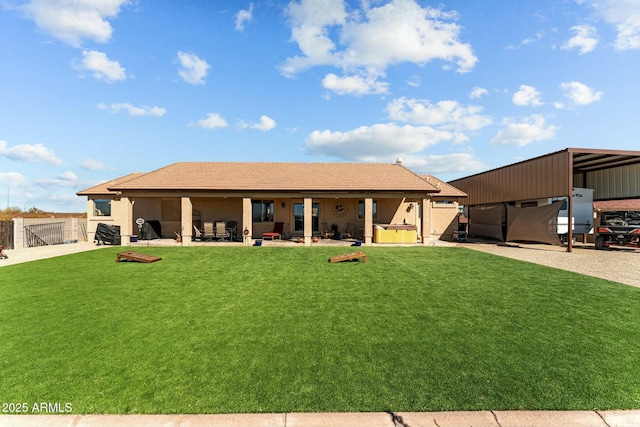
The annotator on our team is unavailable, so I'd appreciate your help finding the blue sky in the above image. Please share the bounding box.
[1,0,639,212]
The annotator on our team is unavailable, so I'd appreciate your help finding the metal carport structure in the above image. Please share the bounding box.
[449,148,640,252]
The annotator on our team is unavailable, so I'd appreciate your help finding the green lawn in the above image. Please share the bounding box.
[1,246,639,414]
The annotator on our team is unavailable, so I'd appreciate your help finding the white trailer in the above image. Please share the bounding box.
[550,188,594,236]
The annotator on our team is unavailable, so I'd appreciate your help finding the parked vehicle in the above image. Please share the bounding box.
[550,188,595,238]
[595,210,640,250]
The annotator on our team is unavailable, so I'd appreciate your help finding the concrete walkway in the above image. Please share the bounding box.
[2,411,640,427]
[0,241,107,267]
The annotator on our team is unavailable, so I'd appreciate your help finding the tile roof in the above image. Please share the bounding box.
[420,175,467,198]
[104,162,440,193]
[76,173,146,196]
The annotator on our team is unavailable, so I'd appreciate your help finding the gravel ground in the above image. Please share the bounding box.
[459,241,640,288]
[2,240,638,288]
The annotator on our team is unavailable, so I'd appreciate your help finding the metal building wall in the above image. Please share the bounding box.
[450,150,570,206]
[585,163,640,200]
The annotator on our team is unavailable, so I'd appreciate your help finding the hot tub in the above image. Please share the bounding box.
[373,224,417,243]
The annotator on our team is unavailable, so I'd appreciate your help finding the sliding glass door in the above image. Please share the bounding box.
[294,203,319,233]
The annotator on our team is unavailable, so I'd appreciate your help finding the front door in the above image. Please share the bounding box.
[294,203,319,233]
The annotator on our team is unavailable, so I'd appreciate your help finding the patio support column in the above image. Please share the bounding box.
[120,196,133,245]
[303,197,312,246]
[242,197,252,246]
[181,197,192,246]
[364,197,373,246]
[422,198,431,244]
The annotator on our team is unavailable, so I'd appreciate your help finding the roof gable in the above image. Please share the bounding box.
[420,175,467,198]
[76,173,146,196]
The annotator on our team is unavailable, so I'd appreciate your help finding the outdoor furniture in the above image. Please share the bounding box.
[116,251,162,263]
[215,221,231,241]
[321,222,332,238]
[329,251,366,263]
[95,223,121,245]
[192,225,204,241]
[203,222,215,241]
[227,221,238,241]
[344,223,354,239]
[262,222,284,240]
[0,245,7,260]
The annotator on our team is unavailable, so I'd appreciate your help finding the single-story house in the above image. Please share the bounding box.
[77,161,466,246]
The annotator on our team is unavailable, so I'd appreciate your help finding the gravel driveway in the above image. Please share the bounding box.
[459,241,640,288]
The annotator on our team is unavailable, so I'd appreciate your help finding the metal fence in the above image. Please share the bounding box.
[0,221,14,249]
[24,222,65,247]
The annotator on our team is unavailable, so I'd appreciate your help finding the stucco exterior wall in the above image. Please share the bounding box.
[429,201,459,240]
[85,196,127,242]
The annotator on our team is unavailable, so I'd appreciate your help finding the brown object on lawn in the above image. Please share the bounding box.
[329,251,366,263]
[116,251,162,263]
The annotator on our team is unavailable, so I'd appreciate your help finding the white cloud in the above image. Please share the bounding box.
[512,85,543,107]
[58,171,77,181]
[0,140,63,165]
[81,159,106,171]
[282,0,477,91]
[196,113,228,129]
[177,51,210,85]
[77,50,126,82]
[407,75,421,87]
[97,102,166,116]
[235,3,254,31]
[559,81,603,106]
[0,172,29,189]
[522,31,545,46]
[305,123,453,161]
[322,73,389,95]
[490,115,558,146]
[20,0,129,46]
[562,25,598,54]
[585,0,640,50]
[386,98,492,132]
[250,115,276,131]
[399,152,487,175]
[470,87,488,99]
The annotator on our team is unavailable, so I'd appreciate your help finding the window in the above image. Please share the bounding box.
[93,199,111,217]
[252,200,274,222]
[521,201,538,208]
[294,203,319,232]
[358,200,377,220]
[435,200,454,205]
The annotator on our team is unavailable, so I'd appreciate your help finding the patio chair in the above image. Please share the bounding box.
[321,222,333,239]
[227,220,238,241]
[215,221,231,241]
[192,225,204,242]
[262,222,284,240]
[203,222,215,241]
[344,223,354,239]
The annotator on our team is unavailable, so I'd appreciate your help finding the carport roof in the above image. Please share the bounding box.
[449,147,640,205]
[570,148,640,173]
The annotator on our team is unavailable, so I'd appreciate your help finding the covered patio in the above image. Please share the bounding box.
[79,161,446,246]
